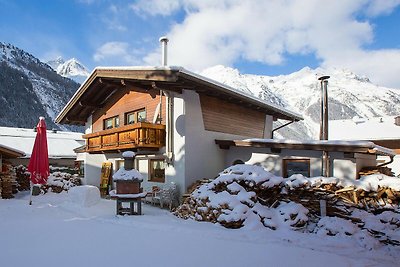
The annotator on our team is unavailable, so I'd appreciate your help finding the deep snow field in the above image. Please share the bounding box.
[0,190,399,267]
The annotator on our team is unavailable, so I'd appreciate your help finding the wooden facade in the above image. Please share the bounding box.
[83,122,165,153]
[81,88,167,153]
[92,90,166,132]
[199,94,266,138]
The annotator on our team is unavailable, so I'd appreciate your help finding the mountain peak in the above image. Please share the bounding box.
[47,57,90,84]
[201,65,400,139]
[0,42,81,131]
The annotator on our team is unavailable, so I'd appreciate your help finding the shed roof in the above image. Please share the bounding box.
[0,126,84,159]
[215,138,396,157]
[0,144,25,158]
[55,66,303,125]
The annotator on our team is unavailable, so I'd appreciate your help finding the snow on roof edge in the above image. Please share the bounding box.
[241,138,396,156]
[56,65,303,123]
[0,144,25,156]
[179,68,303,121]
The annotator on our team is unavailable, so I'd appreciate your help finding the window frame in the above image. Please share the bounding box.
[103,115,120,130]
[125,108,146,125]
[149,158,166,183]
[282,158,310,178]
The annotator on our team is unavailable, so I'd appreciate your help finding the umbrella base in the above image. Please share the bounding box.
[32,185,41,196]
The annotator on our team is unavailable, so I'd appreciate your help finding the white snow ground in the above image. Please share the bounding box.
[1,191,398,267]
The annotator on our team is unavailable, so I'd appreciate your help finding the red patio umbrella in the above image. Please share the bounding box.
[28,117,50,204]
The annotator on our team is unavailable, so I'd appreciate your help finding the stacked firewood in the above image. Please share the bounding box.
[41,172,81,194]
[181,179,213,202]
[0,163,17,199]
[0,174,14,199]
[359,166,394,177]
[14,165,31,191]
[334,186,400,209]
[175,176,400,227]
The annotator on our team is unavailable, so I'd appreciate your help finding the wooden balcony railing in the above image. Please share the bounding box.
[82,122,166,153]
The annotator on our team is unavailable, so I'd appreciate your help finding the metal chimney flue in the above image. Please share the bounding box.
[159,36,169,66]
[318,75,330,177]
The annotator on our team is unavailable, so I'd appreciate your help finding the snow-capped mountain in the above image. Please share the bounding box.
[0,42,81,131]
[46,56,65,71]
[201,65,400,139]
[47,57,90,84]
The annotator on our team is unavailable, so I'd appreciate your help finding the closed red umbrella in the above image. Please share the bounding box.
[28,117,49,204]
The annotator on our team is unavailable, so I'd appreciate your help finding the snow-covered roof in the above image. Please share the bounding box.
[329,116,400,140]
[215,138,396,156]
[0,144,25,158]
[0,126,84,159]
[56,66,303,125]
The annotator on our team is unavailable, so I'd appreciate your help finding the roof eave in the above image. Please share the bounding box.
[56,66,303,124]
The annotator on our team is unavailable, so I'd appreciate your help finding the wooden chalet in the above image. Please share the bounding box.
[56,66,302,193]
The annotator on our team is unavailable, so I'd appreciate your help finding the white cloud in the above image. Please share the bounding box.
[133,0,400,88]
[93,42,140,65]
[102,5,127,31]
[130,0,182,16]
[365,0,400,16]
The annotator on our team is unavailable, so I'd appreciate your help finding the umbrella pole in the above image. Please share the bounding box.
[29,181,33,205]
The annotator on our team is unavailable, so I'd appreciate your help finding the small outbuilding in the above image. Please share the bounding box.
[216,139,396,179]
[0,126,84,168]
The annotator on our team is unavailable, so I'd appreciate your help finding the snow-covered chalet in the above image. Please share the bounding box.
[56,40,396,195]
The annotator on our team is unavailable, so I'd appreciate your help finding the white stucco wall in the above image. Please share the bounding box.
[85,115,92,134]
[355,153,378,175]
[81,153,107,186]
[263,115,273,138]
[223,147,325,177]
[182,90,271,192]
[332,158,356,181]
[221,146,376,180]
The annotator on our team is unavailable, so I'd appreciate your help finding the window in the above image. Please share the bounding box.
[125,108,146,125]
[149,159,165,183]
[103,116,119,130]
[283,159,310,178]
[74,160,84,176]
[115,159,124,171]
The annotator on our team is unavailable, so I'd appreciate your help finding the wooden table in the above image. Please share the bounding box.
[109,190,147,215]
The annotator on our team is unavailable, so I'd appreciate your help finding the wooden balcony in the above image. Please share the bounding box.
[82,122,166,153]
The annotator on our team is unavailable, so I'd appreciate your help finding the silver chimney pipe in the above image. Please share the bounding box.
[159,36,169,66]
[318,75,330,140]
[318,75,330,177]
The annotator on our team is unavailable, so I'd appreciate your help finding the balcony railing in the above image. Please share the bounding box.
[82,122,166,153]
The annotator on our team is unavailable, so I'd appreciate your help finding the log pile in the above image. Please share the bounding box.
[334,186,400,210]
[175,169,400,229]
[359,166,394,177]
[14,165,30,191]
[41,172,81,193]
[0,173,14,199]
[0,163,17,199]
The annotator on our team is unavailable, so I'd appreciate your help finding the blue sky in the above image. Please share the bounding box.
[1,0,400,87]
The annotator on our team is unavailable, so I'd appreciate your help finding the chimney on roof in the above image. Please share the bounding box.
[159,36,169,66]
[395,116,400,126]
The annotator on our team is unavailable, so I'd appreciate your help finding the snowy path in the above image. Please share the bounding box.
[0,192,398,267]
